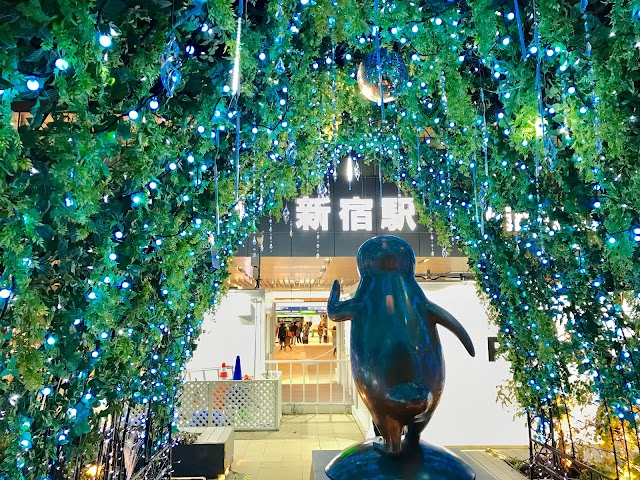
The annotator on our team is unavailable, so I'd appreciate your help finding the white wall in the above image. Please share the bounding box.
[187,289,266,378]
[352,282,528,446]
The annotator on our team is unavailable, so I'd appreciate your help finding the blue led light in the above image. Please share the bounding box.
[99,34,112,48]
[27,78,40,91]
[55,59,69,71]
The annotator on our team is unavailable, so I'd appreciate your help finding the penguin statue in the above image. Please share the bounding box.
[325,235,476,480]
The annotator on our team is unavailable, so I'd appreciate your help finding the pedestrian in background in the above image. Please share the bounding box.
[332,325,337,356]
[277,321,287,351]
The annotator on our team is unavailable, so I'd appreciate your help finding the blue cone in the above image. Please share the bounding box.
[233,355,242,380]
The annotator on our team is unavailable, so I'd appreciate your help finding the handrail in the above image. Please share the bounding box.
[262,358,354,411]
[185,369,280,381]
[530,438,616,480]
[184,366,234,381]
[264,359,349,364]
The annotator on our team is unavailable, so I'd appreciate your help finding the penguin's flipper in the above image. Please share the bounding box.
[327,280,358,322]
[425,301,475,357]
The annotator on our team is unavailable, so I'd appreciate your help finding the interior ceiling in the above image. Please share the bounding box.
[226,255,470,290]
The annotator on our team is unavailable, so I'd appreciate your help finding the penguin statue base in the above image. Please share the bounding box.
[325,438,475,480]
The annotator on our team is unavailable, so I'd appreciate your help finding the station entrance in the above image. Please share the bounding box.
[220,254,470,415]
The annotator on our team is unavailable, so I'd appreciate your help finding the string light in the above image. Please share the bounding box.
[3,2,639,478]
[55,58,69,70]
[26,78,40,91]
[98,34,112,48]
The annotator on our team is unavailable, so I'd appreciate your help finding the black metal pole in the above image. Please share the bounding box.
[527,411,534,480]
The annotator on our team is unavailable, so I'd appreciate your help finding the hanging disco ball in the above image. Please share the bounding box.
[357,49,409,103]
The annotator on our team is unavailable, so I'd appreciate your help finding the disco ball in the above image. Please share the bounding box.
[357,49,409,103]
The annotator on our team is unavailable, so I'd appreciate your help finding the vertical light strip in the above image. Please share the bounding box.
[513,0,528,61]
[480,88,489,236]
[373,0,384,209]
[231,0,243,96]
[214,157,220,235]
[234,0,244,202]
[532,0,546,253]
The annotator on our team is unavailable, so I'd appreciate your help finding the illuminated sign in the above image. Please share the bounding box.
[485,206,560,233]
[295,197,332,231]
[247,162,465,258]
[276,303,327,314]
[380,197,417,231]
[295,195,417,233]
[339,197,374,231]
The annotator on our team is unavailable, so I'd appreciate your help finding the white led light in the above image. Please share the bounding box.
[55,59,69,71]
[99,34,112,48]
[27,78,40,91]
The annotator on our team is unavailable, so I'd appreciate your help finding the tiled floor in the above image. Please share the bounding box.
[229,414,364,480]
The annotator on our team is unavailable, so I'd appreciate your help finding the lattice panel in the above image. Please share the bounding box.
[176,379,280,431]
[176,381,211,428]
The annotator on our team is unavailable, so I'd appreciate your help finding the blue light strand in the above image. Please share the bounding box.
[373,0,385,210]
[233,0,245,202]
[512,0,528,60]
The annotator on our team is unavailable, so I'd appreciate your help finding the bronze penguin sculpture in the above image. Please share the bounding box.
[327,235,475,456]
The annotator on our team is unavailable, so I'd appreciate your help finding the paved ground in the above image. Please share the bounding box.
[230,414,363,480]
[229,414,528,480]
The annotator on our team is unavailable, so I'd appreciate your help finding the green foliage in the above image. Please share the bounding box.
[0,0,639,477]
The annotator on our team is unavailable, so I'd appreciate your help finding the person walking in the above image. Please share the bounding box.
[302,322,310,344]
[288,321,297,349]
[332,325,337,356]
[295,321,302,344]
[277,321,288,351]
[317,322,324,343]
